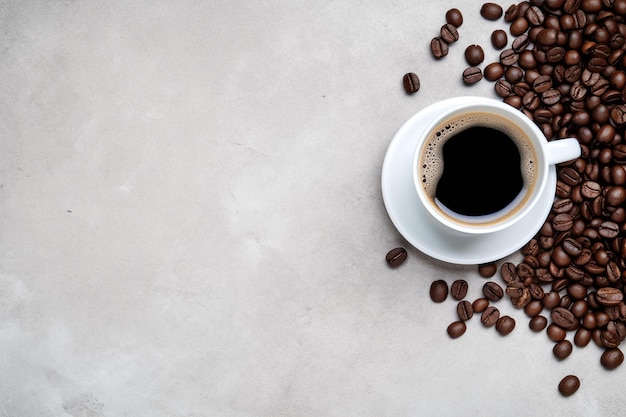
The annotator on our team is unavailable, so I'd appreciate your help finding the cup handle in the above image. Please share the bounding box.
[544,138,581,165]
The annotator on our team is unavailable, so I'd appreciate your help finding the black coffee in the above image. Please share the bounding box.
[435,126,523,216]
[419,112,536,225]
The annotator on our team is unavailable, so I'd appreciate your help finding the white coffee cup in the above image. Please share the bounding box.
[412,97,581,236]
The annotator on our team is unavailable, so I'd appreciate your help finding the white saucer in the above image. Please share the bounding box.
[381,97,556,264]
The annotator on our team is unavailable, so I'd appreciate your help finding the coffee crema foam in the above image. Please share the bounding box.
[419,112,538,224]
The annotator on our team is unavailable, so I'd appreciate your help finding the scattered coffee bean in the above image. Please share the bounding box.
[386,247,407,267]
[547,323,567,342]
[481,306,500,327]
[445,8,463,27]
[440,23,459,44]
[478,262,497,278]
[465,45,485,66]
[500,48,519,66]
[491,29,508,49]
[463,67,483,85]
[553,340,573,360]
[457,300,474,321]
[551,307,578,330]
[484,62,505,81]
[483,282,504,301]
[558,375,581,397]
[530,315,548,332]
[496,315,516,335]
[601,348,624,370]
[500,262,518,283]
[402,73,420,94]
[431,37,449,59]
[472,297,490,313]
[451,279,468,300]
[430,279,448,303]
[447,320,467,339]
[481,2,503,20]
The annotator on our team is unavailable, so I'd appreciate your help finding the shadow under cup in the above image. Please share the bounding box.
[414,105,548,235]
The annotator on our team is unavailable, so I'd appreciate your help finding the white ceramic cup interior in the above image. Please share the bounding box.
[412,96,581,235]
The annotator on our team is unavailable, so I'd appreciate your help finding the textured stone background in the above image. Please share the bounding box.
[1,1,623,416]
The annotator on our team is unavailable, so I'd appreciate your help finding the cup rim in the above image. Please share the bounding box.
[412,97,550,235]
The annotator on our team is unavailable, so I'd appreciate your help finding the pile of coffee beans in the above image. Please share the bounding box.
[392,0,626,397]
[476,0,626,396]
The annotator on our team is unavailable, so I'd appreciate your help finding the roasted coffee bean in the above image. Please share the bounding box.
[571,300,589,318]
[484,62,505,81]
[581,181,601,199]
[481,2,503,20]
[596,287,624,306]
[543,292,561,310]
[601,348,624,370]
[610,104,626,126]
[457,300,474,321]
[386,247,407,267]
[542,88,562,105]
[431,37,449,59]
[506,281,525,298]
[481,306,500,327]
[500,49,519,66]
[565,265,585,281]
[450,279,469,300]
[523,91,541,110]
[606,262,621,283]
[402,73,420,95]
[559,375,581,397]
[491,30,508,49]
[553,213,574,232]
[525,300,543,317]
[548,323,567,341]
[505,66,524,83]
[483,282,504,301]
[500,262,518,283]
[447,320,467,339]
[495,80,513,97]
[534,108,553,123]
[517,263,535,280]
[553,198,573,213]
[522,239,539,257]
[511,287,532,308]
[601,330,620,348]
[551,307,578,330]
[441,23,459,43]
[463,67,483,85]
[568,283,587,300]
[575,327,592,347]
[465,45,484,66]
[496,316,516,335]
[472,297,490,313]
[553,340,573,359]
[537,28,559,46]
[606,186,626,207]
[430,280,448,303]
[530,315,548,331]
[533,74,553,93]
[445,8,463,27]
[511,16,530,36]
[598,221,620,238]
[504,4,519,22]
[526,6,544,26]
[478,262,497,278]
[529,283,545,300]
[512,34,531,52]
